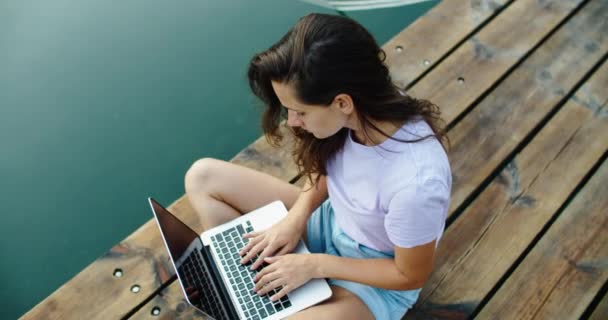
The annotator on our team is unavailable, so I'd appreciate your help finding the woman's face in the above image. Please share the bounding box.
[271,81,354,139]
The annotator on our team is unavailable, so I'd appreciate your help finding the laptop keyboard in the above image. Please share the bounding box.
[178,249,229,320]
[212,220,292,320]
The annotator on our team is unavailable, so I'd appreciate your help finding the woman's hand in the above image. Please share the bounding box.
[239,214,306,270]
[253,254,319,301]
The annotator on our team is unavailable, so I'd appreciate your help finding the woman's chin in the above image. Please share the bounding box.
[301,128,328,139]
[312,132,331,139]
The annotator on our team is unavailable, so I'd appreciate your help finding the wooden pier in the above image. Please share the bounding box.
[22,0,607,319]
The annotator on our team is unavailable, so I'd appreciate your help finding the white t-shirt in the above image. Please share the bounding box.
[326,119,452,253]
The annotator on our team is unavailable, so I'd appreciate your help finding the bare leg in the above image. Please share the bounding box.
[285,286,375,320]
[184,158,301,231]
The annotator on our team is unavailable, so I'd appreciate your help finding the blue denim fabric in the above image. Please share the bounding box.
[306,199,421,319]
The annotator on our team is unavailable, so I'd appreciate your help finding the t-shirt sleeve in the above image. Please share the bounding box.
[385,178,450,248]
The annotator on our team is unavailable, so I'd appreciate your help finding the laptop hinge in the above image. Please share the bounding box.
[201,243,240,319]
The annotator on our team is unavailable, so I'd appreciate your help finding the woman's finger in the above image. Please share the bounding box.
[256,273,282,295]
[274,245,292,257]
[239,233,262,256]
[240,239,267,265]
[253,261,276,283]
[270,285,291,302]
[242,231,260,239]
[251,245,278,270]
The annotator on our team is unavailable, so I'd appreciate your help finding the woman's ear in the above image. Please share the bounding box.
[333,93,355,115]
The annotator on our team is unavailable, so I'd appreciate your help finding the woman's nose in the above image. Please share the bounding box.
[286,110,302,127]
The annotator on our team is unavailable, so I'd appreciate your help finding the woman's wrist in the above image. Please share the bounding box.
[286,200,315,228]
[308,253,326,279]
[285,209,307,229]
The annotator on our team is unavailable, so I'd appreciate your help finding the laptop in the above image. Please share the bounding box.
[148,197,332,320]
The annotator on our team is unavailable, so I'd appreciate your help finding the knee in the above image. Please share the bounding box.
[184,157,222,194]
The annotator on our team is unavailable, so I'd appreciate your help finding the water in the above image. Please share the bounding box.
[0,0,437,318]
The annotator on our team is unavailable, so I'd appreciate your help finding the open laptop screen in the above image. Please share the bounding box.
[148,198,201,263]
[149,197,236,320]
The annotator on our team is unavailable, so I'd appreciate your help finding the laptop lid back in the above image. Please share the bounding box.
[148,197,241,320]
[148,198,207,307]
[148,197,200,266]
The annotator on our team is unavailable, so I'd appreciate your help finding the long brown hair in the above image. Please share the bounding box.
[247,13,447,185]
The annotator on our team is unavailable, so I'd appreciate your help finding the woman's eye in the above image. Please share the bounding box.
[297,112,305,117]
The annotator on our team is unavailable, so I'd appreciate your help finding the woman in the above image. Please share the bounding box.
[185,13,451,319]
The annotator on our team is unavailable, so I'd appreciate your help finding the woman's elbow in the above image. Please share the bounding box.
[396,271,430,290]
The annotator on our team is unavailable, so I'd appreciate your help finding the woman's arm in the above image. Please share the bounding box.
[313,240,436,291]
[240,174,328,269]
[253,239,436,300]
[288,174,328,225]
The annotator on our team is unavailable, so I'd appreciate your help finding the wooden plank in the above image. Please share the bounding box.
[405,7,608,318]
[133,287,213,320]
[589,290,608,320]
[407,0,585,125]
[384,0,510,88]
[475,158,608,318]
[405,0,589,217]
[230,124,300,179]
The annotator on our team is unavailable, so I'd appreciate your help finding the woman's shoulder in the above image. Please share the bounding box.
[385,120,452,190]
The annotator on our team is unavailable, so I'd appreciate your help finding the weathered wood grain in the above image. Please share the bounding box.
[476,157,608,319]
[384,0,510,88]
[391,0,590,219]
[131,286,215,320]
[445,0,607,218]
[589,290,608,320]
[407,0,585,125]
[405,10,608,318]
[230,124,299,180]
